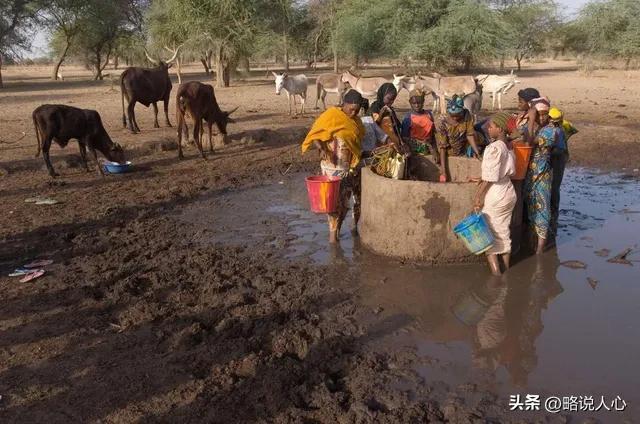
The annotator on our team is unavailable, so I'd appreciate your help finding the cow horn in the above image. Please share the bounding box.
[144,48,158,65]
[227,106,239,115]
[166,45,182,64]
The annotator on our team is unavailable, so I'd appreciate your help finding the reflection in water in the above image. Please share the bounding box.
[467,250,564,389]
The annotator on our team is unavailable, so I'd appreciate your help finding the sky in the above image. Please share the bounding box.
[24,0,592,58]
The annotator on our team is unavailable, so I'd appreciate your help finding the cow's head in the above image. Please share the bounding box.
[145,46,181,70]
[215,106,239,135]
[105,142,126,164]
[272,72,287,95]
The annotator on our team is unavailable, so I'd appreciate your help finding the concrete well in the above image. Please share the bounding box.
[360,156,484,264]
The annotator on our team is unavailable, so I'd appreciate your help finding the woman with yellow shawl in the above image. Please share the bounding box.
[302,89,365,243]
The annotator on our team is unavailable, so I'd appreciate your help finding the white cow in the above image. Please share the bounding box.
[475,71,520,110]
[272,72,308,115]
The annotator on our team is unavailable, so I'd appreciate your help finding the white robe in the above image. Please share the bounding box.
[482,140,517,255]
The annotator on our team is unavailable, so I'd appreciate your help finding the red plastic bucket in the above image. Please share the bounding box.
[305,175,341,213]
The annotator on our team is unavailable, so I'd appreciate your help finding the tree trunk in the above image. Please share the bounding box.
[625,56,631,70]
[463,56,471,71]
[332,39,338,73]
[499,54,505,71]
[240,56,250,73]
[215,46,230,88]
[201,57,210,74]
[52,39,70,81]
[283,32,289,71]
[516,54,522,71]
[312,30,322,70]
[352,54,359,69]
[0,55,3,88]
[113,55,119,70]
[94,50,103,80]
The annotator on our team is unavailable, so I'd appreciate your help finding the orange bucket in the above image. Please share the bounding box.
[305,175,341,213]
[512,142,533,180]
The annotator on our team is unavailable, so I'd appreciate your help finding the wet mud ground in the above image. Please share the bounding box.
[178,168,640,423]
[1,62,640,423]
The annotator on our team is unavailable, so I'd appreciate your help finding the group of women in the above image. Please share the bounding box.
[301,81,577,273]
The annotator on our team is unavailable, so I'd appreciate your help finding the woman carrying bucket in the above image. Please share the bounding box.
[473,112,517,275]
[301,89,365,243]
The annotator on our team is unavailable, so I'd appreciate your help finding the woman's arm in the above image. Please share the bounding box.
[467,134,481,158]
[473,180,492,212]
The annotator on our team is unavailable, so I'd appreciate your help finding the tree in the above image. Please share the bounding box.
[415,0,510,71]
[574,0,640,67]
[308,0,343,72]
[146,0,255,88]
[146,0,190,82]
[0,0,39,88]
[42,0,87,80]
[501,0,557,70]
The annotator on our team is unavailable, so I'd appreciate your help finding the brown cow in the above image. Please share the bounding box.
[175,81,237,159]
[33,104,125,177]
[120,48,179,134]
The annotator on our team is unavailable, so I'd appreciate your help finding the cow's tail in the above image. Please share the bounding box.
[33,113,41,157]
[120,72,127,128]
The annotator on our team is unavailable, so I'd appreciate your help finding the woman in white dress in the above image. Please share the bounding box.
[473,112,517,275]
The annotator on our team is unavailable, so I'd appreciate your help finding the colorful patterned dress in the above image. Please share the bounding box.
[524,125,559,239]
[435,110,475,156]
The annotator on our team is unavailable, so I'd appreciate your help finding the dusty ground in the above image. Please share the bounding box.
[0,60,638,423]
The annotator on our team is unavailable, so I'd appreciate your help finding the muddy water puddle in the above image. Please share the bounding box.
[179,168,640,421]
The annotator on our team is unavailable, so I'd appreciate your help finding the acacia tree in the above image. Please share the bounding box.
[146,0,189,82]
[574,0,640,68]
[0,0,39,87]
[501,0,557,70]
[42,0,87,80]
[418,0,510,70]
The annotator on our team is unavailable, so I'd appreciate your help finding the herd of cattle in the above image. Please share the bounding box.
[30,53,520,177]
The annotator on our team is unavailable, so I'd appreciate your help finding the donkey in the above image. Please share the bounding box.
[272,72,308,115]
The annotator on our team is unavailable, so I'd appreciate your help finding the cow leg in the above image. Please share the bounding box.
[177,113,184,160]
[127,100,139,133]
[42,136,58,177]
[208,122,214,152]
[78,142,90,172]
[163,97,172,127]
[88,145,105,177]
[194,119,206,159]
[152,103,160,128]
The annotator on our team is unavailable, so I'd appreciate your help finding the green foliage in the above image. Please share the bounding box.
[501,0,557,62]
[573,0,640,61]
[0,0,40,58]
[413,0,512,69]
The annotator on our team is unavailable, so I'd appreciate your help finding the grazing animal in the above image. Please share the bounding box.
[272,72,308,115]
[176,81,237,159]
[463,89,483,121]
[315,73,348,110]
[392,74,439,110]
[340,70,388,112]
[120,47,180,133]
[33,104,125,177]
[474,71,520,110]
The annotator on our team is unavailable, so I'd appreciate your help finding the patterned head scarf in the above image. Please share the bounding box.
[447,95,464,115]
[490,112,511,131]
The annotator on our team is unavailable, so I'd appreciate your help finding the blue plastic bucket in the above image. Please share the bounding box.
[453,213,495,255]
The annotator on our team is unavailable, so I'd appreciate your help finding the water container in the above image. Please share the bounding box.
[453,213,495,254]
[305,175,341,213]
[512,141,533,180]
